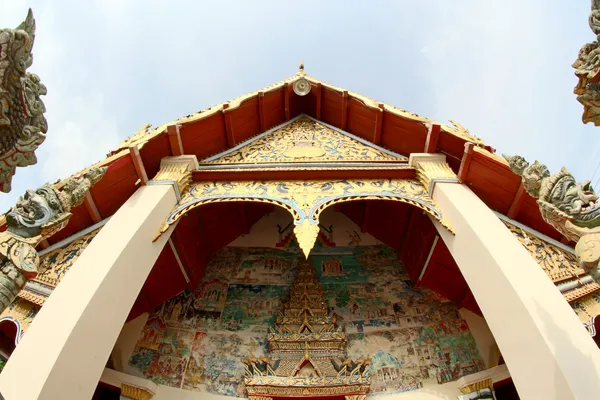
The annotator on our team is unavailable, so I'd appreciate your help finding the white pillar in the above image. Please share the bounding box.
[424,164,600,399]
[0,179,181,399]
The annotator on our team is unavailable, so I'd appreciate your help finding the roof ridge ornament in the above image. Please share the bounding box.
[293,61,311,96]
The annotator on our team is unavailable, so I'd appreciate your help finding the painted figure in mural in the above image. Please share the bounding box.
[0,167,106,312]
[573,1,600,125]
[0,9,48,192]
[503,155,600,282]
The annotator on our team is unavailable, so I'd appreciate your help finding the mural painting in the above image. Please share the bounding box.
[129,245,484,397]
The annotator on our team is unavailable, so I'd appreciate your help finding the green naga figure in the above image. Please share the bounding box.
[504,155,600,283]
[0,167,106,313]
[0,9,48,192]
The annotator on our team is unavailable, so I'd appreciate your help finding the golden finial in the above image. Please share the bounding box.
[298,61,305,75]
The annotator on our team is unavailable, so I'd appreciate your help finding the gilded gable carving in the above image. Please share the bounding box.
[36,228,101,287]
[504,221,583,282]
[203,116,406,165]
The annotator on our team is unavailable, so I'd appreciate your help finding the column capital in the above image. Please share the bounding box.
[408,153,458,195]
[148,155,198,200]
[121,383,154,400]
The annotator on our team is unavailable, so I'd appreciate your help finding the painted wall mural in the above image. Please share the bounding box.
[129,244,484,397]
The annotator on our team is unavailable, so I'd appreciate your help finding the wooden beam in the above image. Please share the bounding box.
[341,90,348,130]
[361,203,370,233]
[457,142,475,183]
[417,235,439,284]
[238,204,249,235]
[315,83,322,120]
[424,124,441,153]
[129,145,148,185]
[373,104,384,144]
[83,192,102,223]
[284,83,290,121]
[222,103,235,147]
[258,91,266,132]
[507,183,526,219]
[166,124,184,156]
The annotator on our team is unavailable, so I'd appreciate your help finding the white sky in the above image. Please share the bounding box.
[0,0,599,211]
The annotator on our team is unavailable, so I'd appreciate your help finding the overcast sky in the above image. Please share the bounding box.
[1,1,599,211]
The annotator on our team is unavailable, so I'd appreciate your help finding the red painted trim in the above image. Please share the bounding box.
[457,142,474,183]
[129,145,149,184]
[238,203,249,234]
[424,124,441,153]
[341,91,348,130]
[258,91,266,132]
[361,202,370,233]
[167,124,184,156]
[373,104,384,144]
[315,83,322,120]
[222,104,235,147]
[83,191,102,223]
[507,182,526,219]
[284,83,290,121]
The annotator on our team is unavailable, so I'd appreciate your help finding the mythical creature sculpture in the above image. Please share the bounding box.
[504,155,600,282]
[0,167,106,311]
[573,1,600,125]
[0,9,47,192]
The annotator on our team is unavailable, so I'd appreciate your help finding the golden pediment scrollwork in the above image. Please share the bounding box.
[154,178,452,257]
[202,116,406,165]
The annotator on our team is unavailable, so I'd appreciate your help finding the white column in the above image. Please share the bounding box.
[422,160,600,399]
[0,166,185,399]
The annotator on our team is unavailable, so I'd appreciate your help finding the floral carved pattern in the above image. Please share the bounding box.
[202,116,406,165]
[156,179,451,257]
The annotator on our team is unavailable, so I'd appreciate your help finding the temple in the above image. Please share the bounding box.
[0,65,599,400]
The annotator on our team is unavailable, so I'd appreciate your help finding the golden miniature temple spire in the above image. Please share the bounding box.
[243,258,371,399]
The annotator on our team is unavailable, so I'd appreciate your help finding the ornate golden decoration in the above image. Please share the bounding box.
[573,293,600,323]
[459,378,493,395]
[108,123,152,156]
[345,395,367,400]
[564,282,600,302]
[243,259,370,397]
[153,164,192,196]
[203,116,406,165]
[410,155,458,195]
[121,383,153,400]
[249,396,273,400]
[155,179,452,257]
[36,228,100,287]
[0,298,38,335]
[17,290,45,306]
[503,221,585,283]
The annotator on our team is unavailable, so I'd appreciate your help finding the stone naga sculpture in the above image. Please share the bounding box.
[0,167,106,311]
[0,9,48,192]
[573,1,600,126]
[504,155,600,283]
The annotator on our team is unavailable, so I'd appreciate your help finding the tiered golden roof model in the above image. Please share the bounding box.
[243,259,371,400]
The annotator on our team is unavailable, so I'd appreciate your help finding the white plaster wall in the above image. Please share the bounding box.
[229,207,381,247]
[458,309,498,368]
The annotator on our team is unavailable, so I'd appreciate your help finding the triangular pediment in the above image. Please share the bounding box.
[201,115,406,165]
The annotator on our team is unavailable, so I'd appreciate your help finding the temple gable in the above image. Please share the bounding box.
[201,115,407,165]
